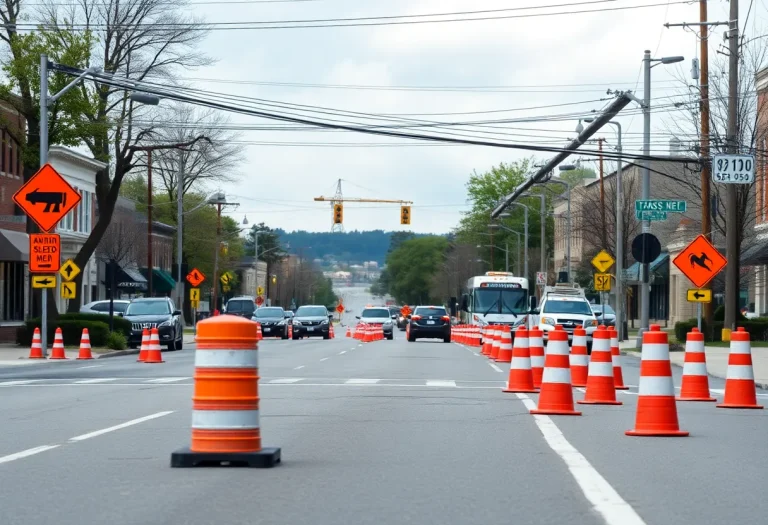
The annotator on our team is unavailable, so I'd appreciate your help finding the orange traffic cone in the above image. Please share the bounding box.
[137,329,150,362]
[346,327,352,338]
[28,327,44,359]
[677,327,716,402]
[530,326,581,416]
[49,328,68,360]
[496,325,513,362]
[288,324,293,339]
[490,327,502,360]
[503,326,537,393]
[626,325,688,436]
[578,326,622,405]
[144,328,165,364]
[330,323,335,338]
[76,328,94,360]
[529,327,545,389]
[609,328,629,390]
[481,326,494,356]
[717,327,764,410]
[255,323,263,341]
[570,328,589,387]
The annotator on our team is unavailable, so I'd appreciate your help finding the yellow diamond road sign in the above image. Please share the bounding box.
[594,273,611,292]
[61,281,77,299]
[687,289,712,303]
[591,250,615,273]
[59,259,81,282]
[257,286,264,296]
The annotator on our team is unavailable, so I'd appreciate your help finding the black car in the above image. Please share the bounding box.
[292,305,332,339]
[224,296,257,319]
[123,297,183,351]
[252,306,290,339]
[406,305,451,343]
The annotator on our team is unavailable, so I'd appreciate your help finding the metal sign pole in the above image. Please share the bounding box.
[697,302,702,332]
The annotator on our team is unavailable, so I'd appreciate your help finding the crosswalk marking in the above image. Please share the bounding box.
[144,377,190,383]
[74,378,118,384]
[268,378,303,384]
[345,378,380,384]
[426,380,457,387]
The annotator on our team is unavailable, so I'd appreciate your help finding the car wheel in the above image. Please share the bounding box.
[129,344,138,350]
[386,334,393,340]
[292,334,299,340]
[175,338,183,351]
[443,336,451,343]
[282,329,289,340]
[323,333,330,340]
[407,333,416,342]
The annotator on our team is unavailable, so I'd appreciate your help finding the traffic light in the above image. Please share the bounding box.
[400,205,411,225]
[333,203,343,224]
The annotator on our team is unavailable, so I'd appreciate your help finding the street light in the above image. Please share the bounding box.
[209,193,239,312]
[545,175,572,283]
[487,224,522,275]
[500,204,529,281]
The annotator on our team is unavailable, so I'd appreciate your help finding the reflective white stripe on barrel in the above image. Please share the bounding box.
[192,409,260,429]
[530,336,543,348]
[686,340,705,353]
[638,376,675,396]
[610,336,619,349]
[572,334,587,347]
[641,343,670,361]
[510,357,532,370]
[587,361,613,377]
[194,349,259,368]
[531,355,545,368]
[726,365,755,380]
[547,340,570,355]
[570,354,589,366]
[592,338,610,353]
[513,336,527,349]
[730,341,752,355]
[682,362,708,376]
[542,367,571,384]
[612,353,622,366]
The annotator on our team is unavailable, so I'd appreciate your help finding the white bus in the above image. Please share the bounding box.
[458,272,535,330]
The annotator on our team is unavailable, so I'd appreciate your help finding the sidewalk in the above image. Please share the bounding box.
[620,340,768,389]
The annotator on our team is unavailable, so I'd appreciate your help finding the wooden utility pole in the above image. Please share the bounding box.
[723,0,739,337]
[699,0,714,334]
[598,138,607,248]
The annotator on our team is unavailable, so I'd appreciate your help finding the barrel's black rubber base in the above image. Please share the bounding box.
[170,447,281,468]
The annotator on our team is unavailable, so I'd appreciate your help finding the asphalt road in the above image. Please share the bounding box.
[1,328,767,525]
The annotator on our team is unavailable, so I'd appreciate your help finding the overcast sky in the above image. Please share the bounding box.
[175,0,765,234]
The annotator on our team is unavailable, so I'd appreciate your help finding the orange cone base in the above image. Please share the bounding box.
[716,403,764,409]
[495,356,512,363]
[170,446,281,468]
[577,399,623,405]
[677,396,717,402]
[145,359,165,364]
[615,385,630,390]
[530,408,582,416]
[49,355,68,360]
[625,429,689,437]
[76,356,94,360]
[503,387,538,393]
[28,355,44,359]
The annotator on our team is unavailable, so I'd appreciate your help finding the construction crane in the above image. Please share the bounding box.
[314,179,413,232]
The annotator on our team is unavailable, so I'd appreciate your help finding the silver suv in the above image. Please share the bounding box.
[357,307,394,340]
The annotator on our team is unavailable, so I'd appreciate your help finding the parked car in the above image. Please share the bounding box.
[224,296,257,319]
[252,306,290,339]
[358,306,394,340]
[123,297,183,351]
[406,305,451,343]
[80,299,130,316]
[590,304,617,327]
[292,305,332,339]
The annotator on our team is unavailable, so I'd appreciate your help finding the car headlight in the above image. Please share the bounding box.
[585,319,598,327]
[321,320,329,325]
[159,319,174,327]
[541,317,556,326]
[277,320,285,326]
[513,315,527,327]
[384,319,392,325]
[292,320,301,326]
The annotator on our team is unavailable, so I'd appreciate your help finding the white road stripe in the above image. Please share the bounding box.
[426,380,457,387]
[320,357,329,362]
[0,380,41,386]
[68,411,174,442]
[0,445,60,465]
[77,365,103,370]
[517,394,646,525]
[268,378,303,384]
[345,378,380,384]
[74,378,118,384]
[339,350,347,355]
[144,377,190,383]
[488,363,504,373]
[294,365,305,370]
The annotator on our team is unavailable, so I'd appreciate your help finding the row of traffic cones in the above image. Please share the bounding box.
[452,325,481,346]
[353,323,384,342]
[28,327,95,360]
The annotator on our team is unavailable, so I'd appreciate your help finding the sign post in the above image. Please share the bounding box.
[186,268,206,334]
[591,250,615,322]
[13,163,81,356]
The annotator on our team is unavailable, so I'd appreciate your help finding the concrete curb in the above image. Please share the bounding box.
[95,349,140,359]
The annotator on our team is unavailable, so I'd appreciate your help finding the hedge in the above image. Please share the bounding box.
[17,319,110,347]
[23,313,130,336]
[674,318,768,342]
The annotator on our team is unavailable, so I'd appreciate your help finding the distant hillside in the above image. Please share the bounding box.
[274,229,437,265]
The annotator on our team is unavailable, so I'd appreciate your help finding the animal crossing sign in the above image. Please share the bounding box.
[13,163,81,232]
[672,234,727,289]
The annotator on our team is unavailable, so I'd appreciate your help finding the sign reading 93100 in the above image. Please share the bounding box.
[712,154,755,184]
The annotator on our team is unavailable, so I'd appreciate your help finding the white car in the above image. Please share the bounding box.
[80,299,130,316]
[533,284,598,350]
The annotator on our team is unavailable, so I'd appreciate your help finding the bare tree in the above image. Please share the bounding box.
[97,205,147,268]
[431,243,481,303]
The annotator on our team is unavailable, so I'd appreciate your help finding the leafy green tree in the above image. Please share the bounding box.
[245,223,288,266]
[385,236,449,304]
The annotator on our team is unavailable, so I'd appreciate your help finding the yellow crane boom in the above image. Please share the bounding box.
[314,196,413,204]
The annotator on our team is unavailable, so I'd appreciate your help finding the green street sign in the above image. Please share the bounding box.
[635,210,668,221]
[634,200,687,213]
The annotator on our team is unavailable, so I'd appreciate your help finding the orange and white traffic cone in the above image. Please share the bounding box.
[28,327,44,359]
[137,329,150,362]
[481,326,494,356]
[577,326,622,405]
[626,325,688,436]
[144,328,165,364]
[495,325,513,362]
[717,327,764,410]
[49,328,68,360]
[329,324,335,339]
[76,328,94,360]
[346,327,352,338]
[677,327,716,402]
[570,328,589,387]
[255,323,263,341]
[288,324,293,339]
[529,327,545,389]
[530,326,581,416]
[609,328,629,390]
[490,327,502,360]
[503,326,537,393]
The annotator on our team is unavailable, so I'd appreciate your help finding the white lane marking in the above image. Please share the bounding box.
[488,363,504,373]
[145,377,190,383]
[345,378,380,384]
[426,380,457,387]
[77,365,103,370]
[516,394,646,525]
[319,357,329,362]
[293,365,305,370]
[0,380,41,386]
[68,411,174,442]
[575,387,586,393]
[0,445,60,465]
[74,378,118,384]
[268,378,303,384]
[339,350,347,355]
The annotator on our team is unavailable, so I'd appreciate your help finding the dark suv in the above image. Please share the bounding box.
[406,305,451,343]
[123,297,183,351]
[252,306,290,339]
[292,305,332,339]
[224,296,257,319]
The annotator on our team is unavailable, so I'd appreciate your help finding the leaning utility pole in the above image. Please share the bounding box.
[723,0,739,336]
[598,138,607,249]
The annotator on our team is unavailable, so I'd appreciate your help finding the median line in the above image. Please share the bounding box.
[68,411,174,442]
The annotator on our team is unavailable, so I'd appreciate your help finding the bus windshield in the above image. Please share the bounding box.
[473,288,527,315]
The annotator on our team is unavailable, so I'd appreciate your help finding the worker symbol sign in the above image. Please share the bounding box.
[13,163,82,232]
[29,233,61,273]
[672,234,727,289]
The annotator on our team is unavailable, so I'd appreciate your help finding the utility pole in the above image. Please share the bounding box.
[723,0,739,336]
[599,138,607,249]
[699,0,714,335]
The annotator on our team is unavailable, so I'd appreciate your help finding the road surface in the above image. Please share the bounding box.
[1,328,767,524]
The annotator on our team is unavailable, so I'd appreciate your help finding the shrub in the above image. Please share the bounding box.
[17,320,110,347]
[674,318,768,343]
[57,312,131,336]
[713,305,747,322]
[105,331,127,350]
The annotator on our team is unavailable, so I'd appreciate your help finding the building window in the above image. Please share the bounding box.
[77,190,92,233]
[1,261,25,321]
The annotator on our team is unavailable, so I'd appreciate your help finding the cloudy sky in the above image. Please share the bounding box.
[173,0,765,234]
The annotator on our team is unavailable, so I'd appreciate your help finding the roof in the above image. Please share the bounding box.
[623,253,669,282]
[48,146,108,172]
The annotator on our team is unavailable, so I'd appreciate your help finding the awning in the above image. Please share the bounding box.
[117,266,147,290]
[0,229,28,262]
[140,268,177,293]
[623,253,669,283]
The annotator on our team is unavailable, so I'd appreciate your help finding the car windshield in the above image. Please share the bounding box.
[543,299,594,316]
[362,308,390,318]
[125,301,171,316]
[255,307,284,318]
[296,306,328,317]
[592,305,615,315]
[113,302,129,313]
[414,307,447,317]
[473,288,528,315]
[226,300,255,314]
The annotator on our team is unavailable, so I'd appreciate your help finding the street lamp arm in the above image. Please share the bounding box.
[48,66,101,104]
